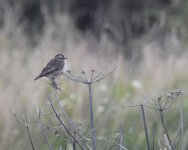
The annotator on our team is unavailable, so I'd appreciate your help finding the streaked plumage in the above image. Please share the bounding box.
[34,54,67,80]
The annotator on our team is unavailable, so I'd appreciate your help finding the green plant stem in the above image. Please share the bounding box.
[88,84,97,150]
[140,105,150,150]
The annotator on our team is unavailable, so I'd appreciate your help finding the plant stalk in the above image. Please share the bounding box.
[159,109,173,150]
[25,114,35,150]
[88,84,97,150]
[38,111,52,150]
[140,104,150,150]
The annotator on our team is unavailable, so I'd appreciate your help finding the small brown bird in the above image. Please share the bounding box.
[34,54,67,83]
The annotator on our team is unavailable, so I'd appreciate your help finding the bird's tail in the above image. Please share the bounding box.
[34,75,40,80]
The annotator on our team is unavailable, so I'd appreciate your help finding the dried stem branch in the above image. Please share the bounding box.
[179,97,184,150]
[107,144,128,150]
[11,111,36,150]
[158,104,173,150]
[140,104,150,150]
[52,89,75,128]
[37,107,52,150]
[88,84,96,150]
[49,97,85,150]
[24,113,36,150]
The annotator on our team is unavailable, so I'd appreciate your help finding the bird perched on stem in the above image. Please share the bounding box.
[34,54,67,89]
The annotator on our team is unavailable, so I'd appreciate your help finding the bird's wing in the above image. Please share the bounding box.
[38,59,59,77]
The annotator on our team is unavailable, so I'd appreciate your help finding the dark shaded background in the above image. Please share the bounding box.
[0,0,180,58]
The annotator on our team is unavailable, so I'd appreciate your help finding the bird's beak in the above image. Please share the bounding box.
[64,57,68,59]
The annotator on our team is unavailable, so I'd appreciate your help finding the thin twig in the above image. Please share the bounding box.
[92,72,102,82]
[64,71,88,84]
[88,84,97,150]
[152,124,156,150]
[73,132,76,150]
[24,113,36,150]
[10,111,26,126]
[179,97,184,150]
[173,125,183,148]
[49,97,85,150]
[107,144,128,150]
[78,129,93,142]
[119,127,123,150]
[52,89,75,127]
[52,89,87,148]
[37,107,52,150]
[159,108,173,150]
[140,104,150,150]
[90,70,94,81]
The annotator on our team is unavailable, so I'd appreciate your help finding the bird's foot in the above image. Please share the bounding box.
[50,80,61,91]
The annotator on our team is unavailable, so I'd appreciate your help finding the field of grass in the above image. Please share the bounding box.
[0,5,188,150]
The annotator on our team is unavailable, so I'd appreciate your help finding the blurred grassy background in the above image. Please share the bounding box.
[0,0,188,149]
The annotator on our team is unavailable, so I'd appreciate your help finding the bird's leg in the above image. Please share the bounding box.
[50,78,61,91]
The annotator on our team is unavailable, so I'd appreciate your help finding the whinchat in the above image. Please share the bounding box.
[34,54,67,85]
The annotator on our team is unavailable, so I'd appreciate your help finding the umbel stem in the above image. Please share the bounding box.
[140,104,150,150]
[63,69,116,149]
[88,84,97,150]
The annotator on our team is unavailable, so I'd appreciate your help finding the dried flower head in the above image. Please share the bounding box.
[63,66,117,85]
[149,90,182,111]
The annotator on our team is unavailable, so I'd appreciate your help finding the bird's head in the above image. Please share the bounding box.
[55,54,68,60]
